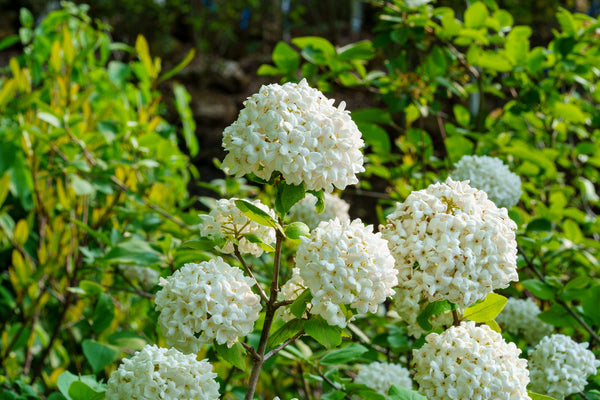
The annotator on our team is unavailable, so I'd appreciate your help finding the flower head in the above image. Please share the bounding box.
[295,218,397,327]
[380,178,518,308]
[221,79,365,192]
[105,344,219,400]
[528,334,600,399]
[288,192,350,229]
[450,155,521,208]
[155,258,261,353]
[199,198,276,257]
[413,321,530,400]
[354,361,412,396]
[495,298,553,345]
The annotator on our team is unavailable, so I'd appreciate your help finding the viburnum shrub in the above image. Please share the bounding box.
[2,1,600,400]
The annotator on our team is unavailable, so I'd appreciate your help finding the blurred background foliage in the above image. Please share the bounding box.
[1,0,600,399]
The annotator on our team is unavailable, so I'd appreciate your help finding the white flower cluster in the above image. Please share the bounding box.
[294,218,398,327]
[528,334,600,399]
[450,155,522,208]
[391,287,455,338]
[495,298,553,344]
[155,258,261,353]
[380,178,518,308]
[119,265,160,289]
[354,361,412,396]
[105,344,219,400]
[413,321,531,400]
[199,198,276,257]
[288,193,350,229]
[221,79,365,192]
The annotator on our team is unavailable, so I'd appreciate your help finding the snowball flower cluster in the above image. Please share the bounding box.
[221,79,365,192]
[495,297,553,344]
[380,178,518,308]
[155,258,261,354]
[119,265,160,289]
[288,192,350,229]
[528,334,600,399]
[354,361,412,396]
[294,218,397,327]
[450,155,521,208]
[413,321,531,400]
[199,198,276,257]
[105,344,219,400]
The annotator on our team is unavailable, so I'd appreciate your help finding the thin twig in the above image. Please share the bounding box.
[240,341,260,361]
[265,330,305,361]
[234,245,269,304]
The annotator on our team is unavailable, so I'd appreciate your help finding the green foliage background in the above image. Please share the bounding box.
[1,0,600,399]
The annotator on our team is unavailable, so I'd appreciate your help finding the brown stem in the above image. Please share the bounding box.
[264,329,305,361]
[244,229,284,400]
[452,309,461,327]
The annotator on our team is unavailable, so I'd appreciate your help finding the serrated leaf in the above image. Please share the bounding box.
[319,343,368,365]
[215,342,247,370]
[463,293,507,322]
[305,316,343,349]
[82,340,121,373]
[268,319,305,348]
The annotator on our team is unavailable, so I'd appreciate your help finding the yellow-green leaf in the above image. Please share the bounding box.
[0,174,11,208]
[484,319,501,333]
[62,26,74,66]
[50,41,62,72]
[135,35,155,79]
[14,220,29,245]
[0,79,17,110]
[463,293,507,322]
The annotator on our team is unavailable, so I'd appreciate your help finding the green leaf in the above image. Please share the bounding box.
[464,2,488,29]
[522,279,555,300]
[108,331,148,351]
[528,392,556,400]
[563,219,583,243]
[107,61,131,89]
[538,304,578,327]
[70,175,95,196]
[70,219,111,246]
[38,111,62,128]
[182,237,218,251]
[290,289,312,319]
[345,383,386,400]
[0,174,10,208]
[417,300,457,331]
[57,372,105,400]
[357,123,391,153]
[292,36,336,57]
[551,102,587,124]
[19,8,34,28]
[351,108,393,125]
[79,280,105,296]
[0,35,19,51]
[445,134,474,163]
[308,190,325,213]
[235,199,280,231]
[506,26,531,65]
[215,341,247,370]
[319,343,368,365]
[275,181,306,218]
[243,233,275,252]
[92,293,114,333]
[581,286,600,326]
[474,51,513,72]
[82,340,121,373]
[453,104,470,127]
[268,318,305,348]
[173,83,199,156]
[305,316,343,349]
[68,381,104,400]
[159,48,195,82]
[285,221,310,240]
[337,41,375,61]
[556,8,577,36]
[101,238,163,265]
[388,384,428,400]
[526,218,552,232]
[463,293,507,322]
[257,64,283,76]
[272,42,300,73]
